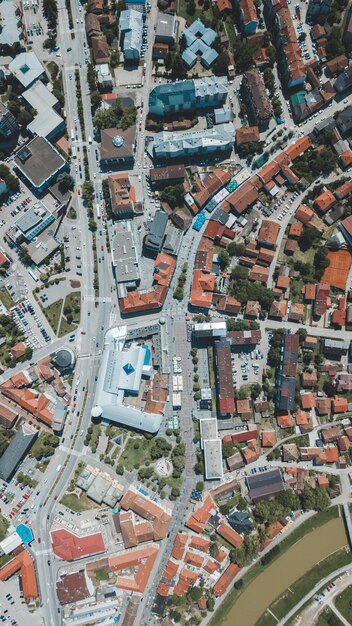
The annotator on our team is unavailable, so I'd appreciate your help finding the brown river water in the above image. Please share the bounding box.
[220,516,348,626]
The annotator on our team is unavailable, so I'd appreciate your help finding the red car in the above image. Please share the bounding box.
[38,537,41,544]
[101,245,104,251]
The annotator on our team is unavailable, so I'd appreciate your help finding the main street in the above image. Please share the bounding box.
[28,0,114,622]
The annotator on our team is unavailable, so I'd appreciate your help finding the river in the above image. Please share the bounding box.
[220,516,348,626]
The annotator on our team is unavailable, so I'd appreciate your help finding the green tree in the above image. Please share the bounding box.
[57,172,75,193]
[218,249,229,271]
[91,91,102,107]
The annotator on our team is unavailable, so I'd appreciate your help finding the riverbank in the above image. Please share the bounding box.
[209,506,347,626]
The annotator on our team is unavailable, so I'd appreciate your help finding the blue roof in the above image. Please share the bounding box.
[201,48,218,68]
[182,48,197,68]
[123,362,135,375]
[142,345,151,365]
[16,524,33,544]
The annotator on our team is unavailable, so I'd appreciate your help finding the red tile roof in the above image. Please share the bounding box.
[213,563,240,597]
[217,521,243,548]
[120,488,171,540]
[51,529,105,561]
[109,544,159,592]
[0,550,38,601]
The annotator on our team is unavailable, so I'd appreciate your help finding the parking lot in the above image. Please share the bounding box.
[0,578,44,626]
[10,299,52,350]
[231,346,265,388]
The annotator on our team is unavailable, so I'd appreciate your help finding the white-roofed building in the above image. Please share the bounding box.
[0,531,22,555]
[149,123,234,161]
[92,326,162,433]
[9,52,45,88]
[96,63,113,89]
[203,439,223,480]
[22,82,65,140]
[193,321,227,339]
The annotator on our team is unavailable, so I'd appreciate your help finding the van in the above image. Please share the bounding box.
[56,465,62,472]
[88,136,92,144]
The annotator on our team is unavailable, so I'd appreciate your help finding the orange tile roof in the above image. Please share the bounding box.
[304,284,316,300]
[189,536,210,553]
[261,430,276,447]
[120,488,171,541]
[216,548,227,563]
[51,529,105,561]
[184,552,204,567]
[186,496,216,533]
[0,550,38,601]
[333,397,348,413]
[317,475,330,488]
[236,126,260,144]
[325,446,339,463]
[314,190,335,213]
[226,180,259,214]
[258,161,281,184]
[295,409,310,425]
[258,220,280,246]
[236,399,251,415]
[248,265,270,283]
[190,270,216,308]
[217,522,243,548]
[301,393,316,409]
[157,582,170,596]
[239,0,257,23]
[339,151,352,168]
[109,544,159,593]
[203,558,219,574]
[242,438,260,463]
[172,532,188,560]
[213,563,240,597]
[277,275,290,289]
[162,559,179,581]
[217,0,232,11]
[10,342,26,359]
[289,223,303,238]
[295,204,314,224]
[277,412,293,428]
[285,136,311,161]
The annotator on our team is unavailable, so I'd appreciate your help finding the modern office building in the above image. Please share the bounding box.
[120,9,143,62]
[8,202,55,245]
[22,81,65,140]
[150,124,234,161]
[9,52,45,88]
[148,76,228,117]
[13,136,68,193]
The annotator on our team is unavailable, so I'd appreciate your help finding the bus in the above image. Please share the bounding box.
[28,269,38,282]
[71,146,76,159]
[96,204,101,219]
[71,128,74,140]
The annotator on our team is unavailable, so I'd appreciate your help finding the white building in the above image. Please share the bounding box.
[92,327,162,433]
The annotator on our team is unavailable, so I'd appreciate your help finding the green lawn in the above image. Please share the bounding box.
[0,514,9,541]
[42,299,63,335]
[0,288,15,310]
[61,493,98,512]
[58,291,81,337]
[178,0,213,22]
[316,607,344,626]
[258,547,351,625]
[334,584,352,623]
[120,437,152,471]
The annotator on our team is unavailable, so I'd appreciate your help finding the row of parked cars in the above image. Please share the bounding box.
[10,197,31,217]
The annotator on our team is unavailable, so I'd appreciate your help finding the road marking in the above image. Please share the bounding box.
[59,446,82,457]
[34,548,51,556]
[84,295,112,303]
